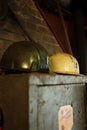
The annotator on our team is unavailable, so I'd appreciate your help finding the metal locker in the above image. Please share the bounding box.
[0,73,86,130]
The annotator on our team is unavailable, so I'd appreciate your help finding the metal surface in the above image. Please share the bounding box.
[0,41,49,73]
[36,84,86,130]
[0,73,86,130]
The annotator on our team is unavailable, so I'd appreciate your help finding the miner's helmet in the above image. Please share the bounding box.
[49,53,80,74]
[0,41,49,73]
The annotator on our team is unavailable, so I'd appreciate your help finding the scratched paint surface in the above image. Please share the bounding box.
[32,83,86,130]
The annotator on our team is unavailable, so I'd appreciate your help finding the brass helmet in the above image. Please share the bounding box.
[0,41,49,73]
[49,53,80,74]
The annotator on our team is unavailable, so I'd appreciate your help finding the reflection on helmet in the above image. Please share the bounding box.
[49,53,80,74]
[0,41,49,73]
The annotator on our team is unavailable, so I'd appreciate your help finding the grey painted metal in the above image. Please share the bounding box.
[29,73,87,130]
[29,73,87,85]
[0,73,86,130]
[36,84,86,130]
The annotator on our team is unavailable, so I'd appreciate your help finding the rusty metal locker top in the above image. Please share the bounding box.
[0,73,87,85]
[28,73,87,85]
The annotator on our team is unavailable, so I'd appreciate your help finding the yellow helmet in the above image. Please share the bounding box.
[49,53,80,74]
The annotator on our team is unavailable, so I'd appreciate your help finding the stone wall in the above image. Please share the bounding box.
[0,12,27,59]
[8,0,63,55]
